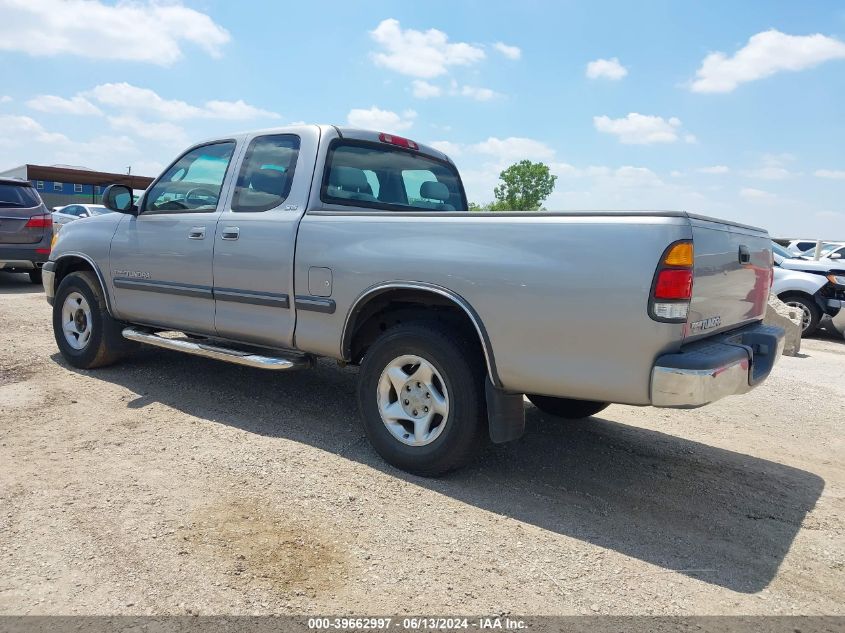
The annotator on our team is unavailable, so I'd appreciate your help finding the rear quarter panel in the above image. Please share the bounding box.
[294,212,691,405]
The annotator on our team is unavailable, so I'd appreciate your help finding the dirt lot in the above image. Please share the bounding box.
[1,271,843,616]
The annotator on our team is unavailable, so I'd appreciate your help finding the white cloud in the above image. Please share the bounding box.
[690,29,845,93]
[411,80,442,99]
[107,115,188,145]
[369,18,485,78]
[469,137,555,163]
[27,94,101,116]
[593,113,693,145]
[0,114,68,146]
[745,166,791,180]
[740,187,776,200]
[815,210,843,219]
[697,165,730,174]
[86,83,279,120]
[493,42,521,60]
[586,57,628,80]
[460,85,498,101]
[202,100,280,120]
[0,0,230,66]
[600,166,664,188]
[814,169,845,180]
[347,106,417,132]
[761,152,795,166]
[428,141,462,157]
[0,96,12,103]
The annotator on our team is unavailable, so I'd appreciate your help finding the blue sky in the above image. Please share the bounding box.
[1,0,844,237]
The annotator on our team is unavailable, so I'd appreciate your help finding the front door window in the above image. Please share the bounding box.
[143,142,236,214]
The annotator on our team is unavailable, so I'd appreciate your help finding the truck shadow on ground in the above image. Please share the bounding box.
[0,271,43,294]
[57,349,824,595]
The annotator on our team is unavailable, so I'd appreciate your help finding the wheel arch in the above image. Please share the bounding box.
[342,282,502,388]
[52,253,114,315]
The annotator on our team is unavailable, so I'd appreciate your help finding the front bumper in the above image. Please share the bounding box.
[651,322,785,408]
[43,260,56,305]
[830,299,845,337]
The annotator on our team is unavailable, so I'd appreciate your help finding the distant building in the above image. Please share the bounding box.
[0,164,154,209]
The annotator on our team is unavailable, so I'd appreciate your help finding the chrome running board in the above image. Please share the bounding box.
[122,328,313,371]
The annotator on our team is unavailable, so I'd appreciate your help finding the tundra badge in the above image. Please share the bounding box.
[690,316,722,333]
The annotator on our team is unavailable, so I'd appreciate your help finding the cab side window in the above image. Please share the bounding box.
[143,142,236,214]
[232,134,301,212]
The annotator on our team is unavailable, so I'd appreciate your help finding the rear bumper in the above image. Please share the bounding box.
[650,322,785,408]
[0,245,50,269]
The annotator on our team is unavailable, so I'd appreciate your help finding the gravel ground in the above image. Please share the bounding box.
[1,271,843,615]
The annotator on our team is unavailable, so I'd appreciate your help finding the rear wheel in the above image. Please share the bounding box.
[780,293,821,337]
[527,394,609,419]
[357,321,487,476]
[53,271,136,369]
[28,269,42,284]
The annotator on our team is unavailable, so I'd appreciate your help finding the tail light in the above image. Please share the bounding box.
[379,132,419,150]
[649,240,693,322]
[25,213,53,229]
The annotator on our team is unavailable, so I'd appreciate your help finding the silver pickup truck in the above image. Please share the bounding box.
[44,125,784,475]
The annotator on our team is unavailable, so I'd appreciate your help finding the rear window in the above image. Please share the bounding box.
[321,141,466,212]
[0,183,41,209]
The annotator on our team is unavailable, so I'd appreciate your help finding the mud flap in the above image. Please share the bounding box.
[485,377,525,444]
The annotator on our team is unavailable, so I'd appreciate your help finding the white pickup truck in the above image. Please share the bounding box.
[43,125,784,475]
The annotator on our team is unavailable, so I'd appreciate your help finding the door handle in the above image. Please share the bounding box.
[221,226,240,241]
[738,244,751,264]
[188,226,206,240]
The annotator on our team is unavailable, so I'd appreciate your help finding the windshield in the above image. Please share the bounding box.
[799,243,841,256]
[322,141,466,212]
[0,183,41,208]
[88,206,113,216]
[771,242,793,260]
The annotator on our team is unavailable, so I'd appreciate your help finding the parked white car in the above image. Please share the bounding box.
[772,242,845,336]
[51,204,113,231]
[798,242,845,261]
[785,239,823,256]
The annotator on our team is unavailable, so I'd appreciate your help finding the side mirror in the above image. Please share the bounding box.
[79,212,89,218]
[102,184,137,215]
[830,252,842,260]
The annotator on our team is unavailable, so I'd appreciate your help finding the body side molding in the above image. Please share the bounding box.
[294,296,336,314]
[112,277,213,299]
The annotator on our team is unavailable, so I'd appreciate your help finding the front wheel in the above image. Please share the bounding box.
[779,293,821,337]
[53,271,136,369]
[357,321,487,476]
[527,394,609,419]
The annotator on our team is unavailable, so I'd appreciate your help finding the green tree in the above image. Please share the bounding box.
[490,160,557,211]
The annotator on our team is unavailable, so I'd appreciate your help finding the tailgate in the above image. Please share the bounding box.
[686,216,772,341]
[0,207,44,244]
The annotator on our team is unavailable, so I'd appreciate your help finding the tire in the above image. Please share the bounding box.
[527,394,609,419]
[357,321,487,477]
[780,293,821,337]
[28,269,42,284]
[53,271,136,369]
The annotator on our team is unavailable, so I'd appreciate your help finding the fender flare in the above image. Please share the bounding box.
[341,281,502,388]
[51,252,115,315]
